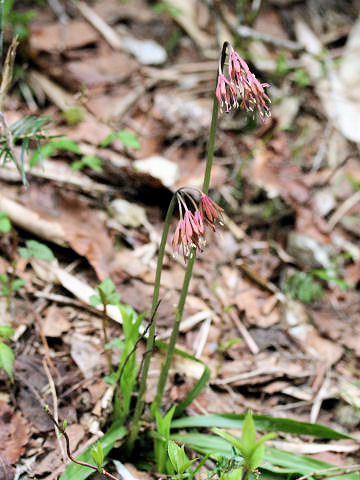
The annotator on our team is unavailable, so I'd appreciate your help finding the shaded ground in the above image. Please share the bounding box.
[1,0,360,478]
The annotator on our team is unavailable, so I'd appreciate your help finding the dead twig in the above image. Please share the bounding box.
[0,112,22,177]
[297,464,360,480]
[76,1,123,50]
[328,190,360,231]
[20,291,60,377]
[0,36,18,110]
[213,0,302,51]
[215,285,259,355]
[236,25,303,52]
[45,408,120,480]
[42,359,67,462]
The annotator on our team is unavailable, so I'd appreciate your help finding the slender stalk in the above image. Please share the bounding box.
[101,302,112,375]
[127,41,229,452]
[0,0,3,75]
[150,41,229,415]
[5,227,17,311]
[126,193,178,454]
[150,252,195,416]
[202,41,228,195]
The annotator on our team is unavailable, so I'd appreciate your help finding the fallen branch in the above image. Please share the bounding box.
[45,407,120,480]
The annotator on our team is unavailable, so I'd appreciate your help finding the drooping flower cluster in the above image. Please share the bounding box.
[216,42,271,121]
[171,189,224,262]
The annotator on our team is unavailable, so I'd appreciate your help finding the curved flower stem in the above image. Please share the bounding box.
[150,251,195,416]
[203,41,228,195]
[126,192,178,454]
[150,41,229,416]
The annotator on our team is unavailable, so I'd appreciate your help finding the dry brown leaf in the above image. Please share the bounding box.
[30,20,98,52]
[252,132,310,205]
[42,305,72,337]
[0,401,29,464]
[70,333,106,379]
[64,52,138,90]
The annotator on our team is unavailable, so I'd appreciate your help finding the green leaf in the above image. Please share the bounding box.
[0,341,14,382]
[110,337,124,349]
[71,160,84,171]
[171,434,359,480]
[101,130,141,149]
[91,442,104,472]
[98,277,115,297]
[11,278,25,291]
[62,418,68,431]
[30,138,81,167]
[0,274,8,283]
[0,212,11,233]
[155,406,176,473]
[106,292,121,305]
[60,423,126,480]
[168,440,182,472]
[241,411,256,458]
[89,294,101,307]
[263,447,359,479]
[20,240,55,261]
[248,442,265,470]
[82,156,103,172]
[89,294,102,307]
[18,247,31,258]
[0,325,14,341]
[171,414,353,440]
[312,270,353,290]
[227,468,243,480]
[294,68,310,88]
[62,107,83,126]
[152,2,183,15]
[50,138,81,154]
[212,428,244,455]
[30,142,57,167]
[103,372,117,385]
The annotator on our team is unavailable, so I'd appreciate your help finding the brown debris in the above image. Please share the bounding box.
[0,401,29,464]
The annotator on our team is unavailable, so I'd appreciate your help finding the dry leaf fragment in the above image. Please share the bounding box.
[0,401,29,464]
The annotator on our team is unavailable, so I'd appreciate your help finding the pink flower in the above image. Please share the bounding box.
[216,74,238,113]
[171,190,224,262]
[199,194,224,229]
[218,43,271,122]
[172,209,205,261]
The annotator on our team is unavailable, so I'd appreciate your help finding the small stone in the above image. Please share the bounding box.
[314,189,336,217]
[108,198,147,228]
[334,403,360,429]
[123,37,167,65]
[287,232,335,269]
[134,156,179,187]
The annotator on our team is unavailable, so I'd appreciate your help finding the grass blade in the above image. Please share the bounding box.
[171,414,353,440]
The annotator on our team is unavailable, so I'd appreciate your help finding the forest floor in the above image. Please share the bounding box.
[1,0,360,479]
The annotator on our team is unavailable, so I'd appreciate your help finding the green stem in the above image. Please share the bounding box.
[150,41,229,415]
[202,41,228,194]
[150,252,195,416]
[127,40,229,452]
[126,193,178,454]
[102,303,113,375]
[0,0,3,75]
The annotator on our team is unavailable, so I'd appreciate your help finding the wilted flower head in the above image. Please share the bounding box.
[216,74,238,113]
[171,189,223,262]
[200,194,224,230]
[216,42,271,122]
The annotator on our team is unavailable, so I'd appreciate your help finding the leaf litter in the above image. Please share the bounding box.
[1,0,360,478]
